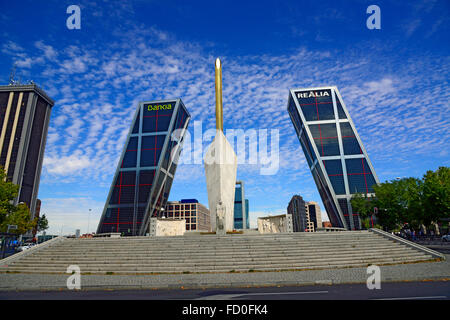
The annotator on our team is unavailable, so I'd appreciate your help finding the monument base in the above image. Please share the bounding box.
[204,130,237,232]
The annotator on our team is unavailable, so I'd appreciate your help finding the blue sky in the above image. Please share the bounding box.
[0,0,449,235]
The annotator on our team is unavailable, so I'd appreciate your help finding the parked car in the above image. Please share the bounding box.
[17,243,35,252]
[442,235,450,242]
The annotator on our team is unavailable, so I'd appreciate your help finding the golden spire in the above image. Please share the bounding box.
[215,58,223,131]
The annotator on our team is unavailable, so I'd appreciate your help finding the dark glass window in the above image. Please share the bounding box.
[311,165,344,228]
[323,160,346,195]
[99,208,118,232]
[0,93,19,165]
[338,198,349,215]
[338,198,351,227]
[98,206,137,235]
[299,131,314,167]
[288,96,304,132]
[109,171,136,205]
[141,135,165,167]
[336,97,347,119]
[138,170,155,203]
[132,110,140,134]
[137,206,146,226]
[151,173,166,206]
[295,89,334,121]
[122,137,138,168]
[164,105,189,172]
[309,123,340,156]
[346,158,377,194]
[340,123,362,155]
[175,105,188,130]
[0,92,10,134]
[20,97,47,206]
[142,102,175,133]
[7,93,29,179]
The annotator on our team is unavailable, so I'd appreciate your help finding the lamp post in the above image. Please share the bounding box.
[87,209,92,235]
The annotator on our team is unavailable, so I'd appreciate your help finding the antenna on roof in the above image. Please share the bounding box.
[9,64,18,85]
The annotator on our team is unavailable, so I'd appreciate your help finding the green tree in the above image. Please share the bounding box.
[0,167,19,227]
[421,166,450,228]
[371,180,403,231]
[350,193,375,229]
[370,178,422,231]
[0,166,36,234]
[37,214,49,233]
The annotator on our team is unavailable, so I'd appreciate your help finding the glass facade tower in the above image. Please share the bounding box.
[234,181,249,229]
[287,87,379,230]
[0,84,54,225]
[97,99,190,236]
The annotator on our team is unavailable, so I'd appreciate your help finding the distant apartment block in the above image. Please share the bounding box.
[306,201,322,230]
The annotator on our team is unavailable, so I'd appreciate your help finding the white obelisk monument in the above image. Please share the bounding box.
[204,58,237,233]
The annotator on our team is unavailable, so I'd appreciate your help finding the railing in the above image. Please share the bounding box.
[369,228,445,260]
[0,236,66,266]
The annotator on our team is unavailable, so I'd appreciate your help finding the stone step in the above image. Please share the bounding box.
[59,235,382,243]
[56,237,386,246]
[2,231,437,275]
[11,252,429,267]
[24,246,408,259]
[14,247,421,262]
[43,239,397,251]
[60,236,383,245]
[4,256,434,274]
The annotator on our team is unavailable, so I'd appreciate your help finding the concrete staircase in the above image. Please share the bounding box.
[0,231,442,274]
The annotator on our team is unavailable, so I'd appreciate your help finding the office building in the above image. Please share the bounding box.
[287,86,379,230]
[234,181,249,229]
[287,195,313,232]
[306,201,322,230]
[0,84,54,225]
[165,199,211,232]
[97,99,190,236]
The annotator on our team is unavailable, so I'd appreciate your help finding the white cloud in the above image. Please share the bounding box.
[44,154,92,175]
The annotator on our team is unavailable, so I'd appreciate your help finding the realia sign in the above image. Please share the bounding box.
[296,91,330,99]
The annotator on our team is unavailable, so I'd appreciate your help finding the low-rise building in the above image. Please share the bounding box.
[165,199,211,232]
[257,214,293,234]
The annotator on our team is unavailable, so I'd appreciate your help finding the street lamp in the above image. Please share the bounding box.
[87,209,92,235]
